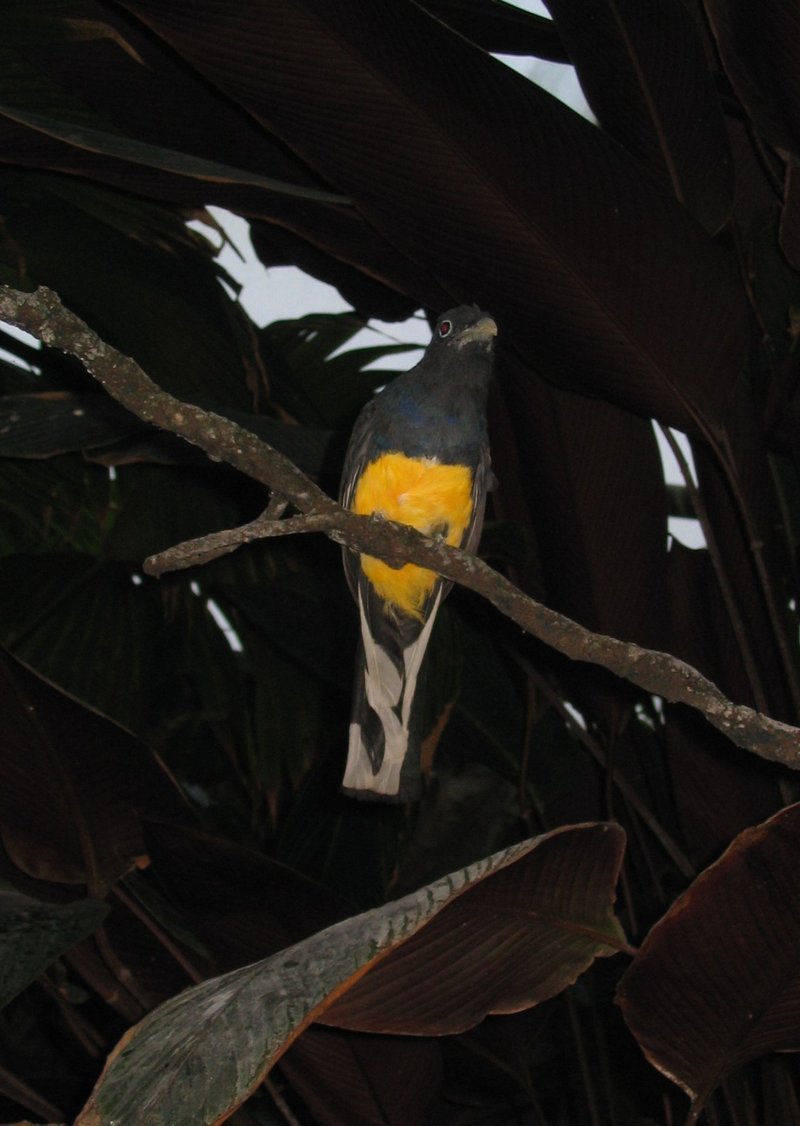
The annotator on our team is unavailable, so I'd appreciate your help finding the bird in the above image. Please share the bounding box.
[339,305,497,800]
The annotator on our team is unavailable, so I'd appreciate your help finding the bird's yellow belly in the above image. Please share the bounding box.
[352,452,473,619]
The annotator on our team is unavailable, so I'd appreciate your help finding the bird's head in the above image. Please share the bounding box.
[430,305,497,353]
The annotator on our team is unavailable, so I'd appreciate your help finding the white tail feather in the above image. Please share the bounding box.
[343,585,444,798]
[344,722,404,795]
[401,587,442,728]
[358,588,403,707]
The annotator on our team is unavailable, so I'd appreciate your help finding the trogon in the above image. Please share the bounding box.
[340,305,497,800]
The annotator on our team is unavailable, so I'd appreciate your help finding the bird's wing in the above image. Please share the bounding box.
[339,396,381,599]
[462,440,492,558]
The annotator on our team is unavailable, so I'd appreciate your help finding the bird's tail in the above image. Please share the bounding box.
[342,586,442,800]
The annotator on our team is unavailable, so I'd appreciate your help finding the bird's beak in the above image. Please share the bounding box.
[457,316,498,345]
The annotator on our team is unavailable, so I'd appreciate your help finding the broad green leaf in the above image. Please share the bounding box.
[0,891,108,1010]
[146,823,443,1125]
[77,823,625,1125]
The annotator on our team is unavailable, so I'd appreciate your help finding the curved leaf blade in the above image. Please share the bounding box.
[545,0,732,232]
[0,647,185,893]
[0,102,348,203]
[705,0,800,157]
[419,0,569,59]
[617,803,800,1115]
[121,0,748,431]
[77,824,625,1126]
[321,820,628,1033]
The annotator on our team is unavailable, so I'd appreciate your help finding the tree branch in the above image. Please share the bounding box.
[2,284,799,769]
[0,285,332,515]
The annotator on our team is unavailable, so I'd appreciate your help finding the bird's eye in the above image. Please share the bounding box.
[438,320,452,337]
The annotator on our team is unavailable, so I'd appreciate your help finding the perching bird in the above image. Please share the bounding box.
[340,305,497,800]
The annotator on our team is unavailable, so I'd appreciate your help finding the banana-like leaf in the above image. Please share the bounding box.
[545,0,732,232]
[617,803,800,1119]
[77,822,626,1126]
[121,0,748,432]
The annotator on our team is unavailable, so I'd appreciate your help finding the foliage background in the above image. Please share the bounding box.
[1,1,800,1123]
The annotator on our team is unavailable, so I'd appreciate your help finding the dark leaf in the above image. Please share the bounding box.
[322,822,627,1034]
[0,555,163,729]
[144,822,352,964]
[1,175,263,408]
[705,0,800,157]
[1,4,443,315]
[419,0,569,60]
[260,310,419,428]
[495,368,670,725]
[690,396,796,720]
[664,541,784,861]
[249,220,421,321]
[0,648,185,894]
[0,454,113,556]
[120,0,748,432]
[220,573,355,691]
[617,803,800,1115]
[0,392,147,457]
[101,463,254,563]
[275,765,409,910]
[0,390,343,477]
[0,0,327,196]
[436,610,528,788]
[282,1026,442,1126]
[390,763,522,897]
[0,102,347,204]
[781,164,800,271]
[545,0,732,231]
